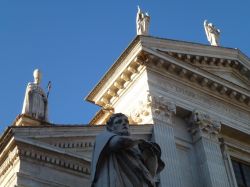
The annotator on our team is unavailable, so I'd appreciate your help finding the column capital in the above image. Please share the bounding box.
[188,109,221,139]
[151,95,176,124]
[129,92,176,125]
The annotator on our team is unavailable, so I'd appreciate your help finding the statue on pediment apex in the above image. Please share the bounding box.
[204,20,220,46]
[136,6,150,35]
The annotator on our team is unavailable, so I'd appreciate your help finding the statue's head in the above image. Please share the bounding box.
[208,23,213,28]
[33,69,42,85]
[106,113,130,136]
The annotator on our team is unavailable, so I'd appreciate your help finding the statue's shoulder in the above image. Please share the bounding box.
[95,131,116,143]
[26,83,46,95]
[27,82,37,88]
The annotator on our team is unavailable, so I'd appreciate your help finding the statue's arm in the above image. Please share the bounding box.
[203,20,210,41]
[108,136,143,152]
[136,6,142,22]
[21,84,32,114]
[137,5,141,14]
[204,20,208,26]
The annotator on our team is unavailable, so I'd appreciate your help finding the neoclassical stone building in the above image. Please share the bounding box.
[0,35,250,187]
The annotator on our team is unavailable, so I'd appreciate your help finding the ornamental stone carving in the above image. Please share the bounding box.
[151,95,176,124]
[129,93,176,124]
[130,92,152,124]
[189,109,221,136]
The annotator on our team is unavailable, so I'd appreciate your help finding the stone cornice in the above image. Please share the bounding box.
[0,146,19,178]
[140,35,250,69]
[15,137,91,162]
[18,143,91,176]
[143,49,250,108]
[85,35,142,104]
[0,137,91,179]
[1,125,153,149]
[222,136,250,155]
[0,127,12,153]
[89,52,145,109]
[221,136,250,163]
[89,109,114,125]
[160,50,250,82]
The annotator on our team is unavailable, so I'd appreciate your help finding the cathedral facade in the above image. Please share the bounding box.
[0,35,250,187]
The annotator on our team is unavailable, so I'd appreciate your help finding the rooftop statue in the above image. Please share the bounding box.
[21,69,49,121]
[91,113,165,187]
[204,20,220,46]
[136,6,150,35]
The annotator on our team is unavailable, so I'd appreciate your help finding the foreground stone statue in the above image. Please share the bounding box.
[22,69,48,121]
[136,6,150,35]
[204,20,220,46]
[91,113,165,187]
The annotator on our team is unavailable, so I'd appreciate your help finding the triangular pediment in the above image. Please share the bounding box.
[85,35,250,113]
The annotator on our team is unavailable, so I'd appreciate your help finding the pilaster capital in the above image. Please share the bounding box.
[189,109,221,138]
[151,94,176,124]
[129,92,176,124]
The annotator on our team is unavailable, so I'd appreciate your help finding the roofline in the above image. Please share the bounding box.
[84,35,250,104]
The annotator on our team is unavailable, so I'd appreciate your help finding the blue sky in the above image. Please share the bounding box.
[0,1,249,133]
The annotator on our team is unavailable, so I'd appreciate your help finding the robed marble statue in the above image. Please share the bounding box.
[136,6,150,35]
[204,20,220,46]
[91,113,165,187]
[22,69,48,121]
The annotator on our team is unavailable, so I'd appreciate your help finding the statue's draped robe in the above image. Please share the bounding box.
[22,83,48,121]
[204,25,220,46]
[91,131,156,187]
[136,13,143,35]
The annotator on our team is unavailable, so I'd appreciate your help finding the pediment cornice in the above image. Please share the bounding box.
[158,50,250,83]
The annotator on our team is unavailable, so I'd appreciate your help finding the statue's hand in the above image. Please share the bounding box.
[204,20,208,26]
[109,136,140,151]
[137,5,140,12]
[138,141,159,177]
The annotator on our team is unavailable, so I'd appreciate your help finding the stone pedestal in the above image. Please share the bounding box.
[13,114,51,127]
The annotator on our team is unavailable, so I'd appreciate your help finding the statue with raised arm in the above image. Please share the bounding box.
[136,6,150,35]
[22,69,48,121]
[91,113,165,187]
[204,20,220,46]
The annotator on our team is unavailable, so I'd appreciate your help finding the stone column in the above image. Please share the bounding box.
[189,110,230,187]
[151,96,183,187]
